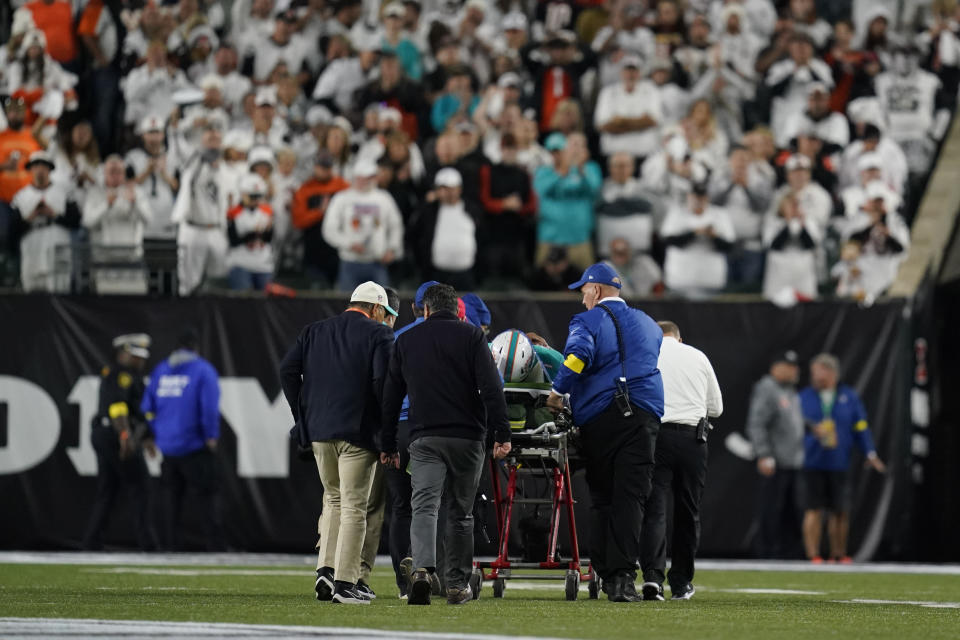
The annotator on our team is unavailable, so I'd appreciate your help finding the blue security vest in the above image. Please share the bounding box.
[552,299,664,425]
[141,350,221,457]
[394,316,425,422]
[799,384,876,471]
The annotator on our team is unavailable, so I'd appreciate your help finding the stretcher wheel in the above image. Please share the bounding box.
[492,578,505,598]
[588,570,600,600]
[469,569,482,600]
[565,570,580,601]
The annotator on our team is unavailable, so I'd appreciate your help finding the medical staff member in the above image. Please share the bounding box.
[547,263,664,603]
[799,353,885,564]
[639,321,722,602]
[141,328,223,552]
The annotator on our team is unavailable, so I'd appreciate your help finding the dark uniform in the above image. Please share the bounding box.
[82,334,158,551]
[550,264,664,602]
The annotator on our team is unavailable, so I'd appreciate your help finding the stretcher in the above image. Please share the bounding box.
[470,384,600,601]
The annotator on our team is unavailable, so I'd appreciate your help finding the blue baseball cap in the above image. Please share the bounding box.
[568,263,622,290]
[544,132,567,151]
[461,293,491,327]
[414,280,441,308]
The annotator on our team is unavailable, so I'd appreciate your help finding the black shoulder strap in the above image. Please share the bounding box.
[596,303,628,381]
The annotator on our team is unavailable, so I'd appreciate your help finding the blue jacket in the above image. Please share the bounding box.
[141,350,220,457]
[533,162,602,246]
[394,316,425,422]
[551,299,664,425]
[799,384,876,471]
[279,310,394,451]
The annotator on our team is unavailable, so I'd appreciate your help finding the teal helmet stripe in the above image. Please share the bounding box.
[505,330,520,380]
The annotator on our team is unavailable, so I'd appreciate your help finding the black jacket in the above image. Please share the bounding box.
[407,199,482,275]
[381,310,510,452]
[279,310,394,452]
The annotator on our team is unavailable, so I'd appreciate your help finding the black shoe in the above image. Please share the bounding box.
[408,569,432,605]
[607,576,641,603]
[331,581,371,605]
[641,581,665,601]
[429,571,443,596]
[356,581,376,600]
[315,567,334,602]
[671,583,696,600]
[446,586,472,605]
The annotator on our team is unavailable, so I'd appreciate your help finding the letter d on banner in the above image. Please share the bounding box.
[0,376,61,474]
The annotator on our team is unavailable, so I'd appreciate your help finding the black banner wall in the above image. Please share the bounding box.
[0,295,912,559]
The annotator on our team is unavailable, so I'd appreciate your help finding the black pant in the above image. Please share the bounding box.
[384,421,446,590]
[82,426,157,551]
[580,403,659,582]
[640,424,708,590]
[756,468,805,559]
[161,448,223,551]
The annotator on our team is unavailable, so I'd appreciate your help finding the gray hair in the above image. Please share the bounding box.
[811,353,841,374]
[423,284,458,315]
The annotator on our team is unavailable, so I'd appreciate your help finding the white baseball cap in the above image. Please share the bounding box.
[434,167,462,187]
[350,281,398,316]
[503,11,527,31]
[383,2,405,17]
[857,152,882,172]
[379,106,402,124]
[139,115,165,134]
[240,173,268,196]
[353,158,379,177]
[247,146,276,170]
[865,180,888,201]
[785,154,812,171]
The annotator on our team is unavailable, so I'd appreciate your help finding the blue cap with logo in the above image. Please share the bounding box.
[414,280,441,308]
[567,262,622,290]
[461,293,491,327]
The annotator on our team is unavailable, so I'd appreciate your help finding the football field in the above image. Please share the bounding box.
[1,553,959,639]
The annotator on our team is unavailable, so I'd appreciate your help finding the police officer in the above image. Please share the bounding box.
[141,328,223,551]
[82,334,158,551]
[639,321,722,601]
[546,263,664,603]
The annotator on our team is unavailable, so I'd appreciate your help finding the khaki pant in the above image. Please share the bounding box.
[535,241,595,270]
[313,440,378,584]
[360,462,386,582]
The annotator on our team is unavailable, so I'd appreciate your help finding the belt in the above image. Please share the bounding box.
[186,220,220,229]
[661,422,697,433]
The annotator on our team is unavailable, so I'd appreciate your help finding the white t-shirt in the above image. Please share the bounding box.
[322,187,404,263]
[661,203,736,292]
[431,201,476,272]
[874,70,942,143]
[594,80,663,157]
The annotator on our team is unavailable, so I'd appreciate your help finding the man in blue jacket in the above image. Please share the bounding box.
[141,328,222,552]
[799,353,886,564]
[546,263,664,602]
[279,281,396,605]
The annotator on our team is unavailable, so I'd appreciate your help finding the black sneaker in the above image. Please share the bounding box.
[608,576,641,603]
[641,581,665,601]
[446,586,472,605]
[331,581,371,605]
[356,581,376,600]
[408,569,432,605]
[671,583,696,600]
[315,567,334,602]
[429,571,443,596]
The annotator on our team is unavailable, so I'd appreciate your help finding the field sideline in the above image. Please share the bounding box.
[1,554,959,639]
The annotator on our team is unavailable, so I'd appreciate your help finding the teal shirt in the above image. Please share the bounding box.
[534,345,563,382]
[431,93,479,133]
[533,162,602,245]
[381,37,422,81]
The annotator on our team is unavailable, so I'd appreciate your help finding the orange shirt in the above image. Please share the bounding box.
[28,0,78,63]
[291,176,350,230]
[0,129,42,203]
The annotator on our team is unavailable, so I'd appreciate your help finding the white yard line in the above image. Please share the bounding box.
[833,599,960,609]
[0,617,571,640]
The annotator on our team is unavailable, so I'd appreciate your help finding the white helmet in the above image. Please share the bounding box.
[490,330,536,383]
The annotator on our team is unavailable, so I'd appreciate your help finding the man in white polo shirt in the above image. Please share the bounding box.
[594,54,663,161]
[640,320,722,602]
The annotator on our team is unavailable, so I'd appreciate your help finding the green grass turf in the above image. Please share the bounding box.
[1,564,959,638]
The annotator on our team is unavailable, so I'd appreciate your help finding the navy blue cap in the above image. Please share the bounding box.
[461,293,491,327]
[568,263,622,290]
[414,280,441,308]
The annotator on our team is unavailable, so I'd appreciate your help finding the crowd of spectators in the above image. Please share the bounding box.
[0,0,956,300]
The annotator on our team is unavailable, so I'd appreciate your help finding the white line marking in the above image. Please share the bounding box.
[83,568,307,577]
[834,599,960,609]
[719,588,824,595]
[0,617,571,640]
